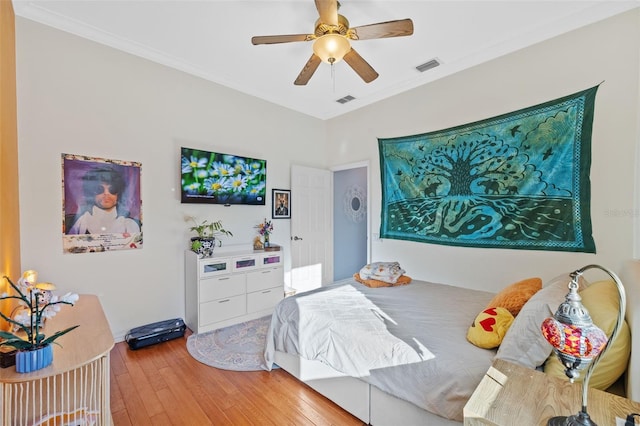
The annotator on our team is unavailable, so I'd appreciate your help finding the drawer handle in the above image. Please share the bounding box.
[262,290,271,294]
[218,277,230,281]
[218,299,231,303]
[261,271,271,274]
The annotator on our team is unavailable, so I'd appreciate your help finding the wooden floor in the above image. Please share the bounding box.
[110,330,366,425]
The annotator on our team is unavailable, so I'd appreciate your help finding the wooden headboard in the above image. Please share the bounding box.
[620,259,640,402]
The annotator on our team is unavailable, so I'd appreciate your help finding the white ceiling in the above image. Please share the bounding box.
[12,1,640,120]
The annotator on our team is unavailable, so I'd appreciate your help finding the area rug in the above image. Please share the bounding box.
[186,316,274,371]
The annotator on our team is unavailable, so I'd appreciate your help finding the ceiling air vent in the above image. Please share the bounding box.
[336,95,355,104]
[416,59,441,73]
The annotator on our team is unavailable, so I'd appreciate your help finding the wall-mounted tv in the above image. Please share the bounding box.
[181,147,267,205]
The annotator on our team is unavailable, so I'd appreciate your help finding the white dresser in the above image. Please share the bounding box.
[185,245,284,334]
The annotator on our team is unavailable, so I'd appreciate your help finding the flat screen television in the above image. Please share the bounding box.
[180,147,267,205]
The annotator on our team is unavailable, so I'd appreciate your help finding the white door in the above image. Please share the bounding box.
[290,165,332,293]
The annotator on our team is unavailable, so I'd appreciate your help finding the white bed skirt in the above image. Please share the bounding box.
[273,350,461,426]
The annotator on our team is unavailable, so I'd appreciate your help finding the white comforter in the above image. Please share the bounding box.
[264,279,497,421]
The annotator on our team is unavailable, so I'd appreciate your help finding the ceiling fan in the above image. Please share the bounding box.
[251,0,414,85]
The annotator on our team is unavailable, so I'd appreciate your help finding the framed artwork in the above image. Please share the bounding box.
[62,153,142,254]
[272,189,291,219]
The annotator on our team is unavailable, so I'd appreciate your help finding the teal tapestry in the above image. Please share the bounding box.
[378,86,598,253]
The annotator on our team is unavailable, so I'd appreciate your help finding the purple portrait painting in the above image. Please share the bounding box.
[62,153,142,254]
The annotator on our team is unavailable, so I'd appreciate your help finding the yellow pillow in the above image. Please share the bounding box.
[467,307,515,349]
[485,277,542,317]
[543,279,631,390]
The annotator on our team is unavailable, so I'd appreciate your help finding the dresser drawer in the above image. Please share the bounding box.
[199,274,245,302]
[198,257,231,278]
[231,254,259,272]
[247,287,283,313]
[260,252,283,267]
[200,295,246,325]
[247,267,283,292]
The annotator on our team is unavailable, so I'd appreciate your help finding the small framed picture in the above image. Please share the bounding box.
[272,189,291,219]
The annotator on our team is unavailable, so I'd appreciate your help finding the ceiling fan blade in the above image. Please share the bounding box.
[315,0,338,26]
[251,34,311,45]
[349,18,414,40]
[294,54,322,86]
[343,48,379,83]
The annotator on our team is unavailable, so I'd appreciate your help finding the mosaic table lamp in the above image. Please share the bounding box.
[540,264,626,426]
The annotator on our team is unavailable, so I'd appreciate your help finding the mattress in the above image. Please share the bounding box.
[264,278,497,421]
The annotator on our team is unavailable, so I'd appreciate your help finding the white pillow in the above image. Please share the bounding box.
[495,272,587,369]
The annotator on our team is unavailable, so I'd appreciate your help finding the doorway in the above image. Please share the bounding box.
[332,163,369,281]
[290,163,369,291]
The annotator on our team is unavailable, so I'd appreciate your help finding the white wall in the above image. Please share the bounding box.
[14,9,640,339]
[15,18,327,339]
[326,9,640,292]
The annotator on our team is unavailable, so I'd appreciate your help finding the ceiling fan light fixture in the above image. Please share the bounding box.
[252,0,414,85]
[313,34,351,64]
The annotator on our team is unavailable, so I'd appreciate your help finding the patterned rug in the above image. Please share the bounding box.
[186,316,273,371]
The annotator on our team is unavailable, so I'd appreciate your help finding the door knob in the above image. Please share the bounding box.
[292,236,303,241]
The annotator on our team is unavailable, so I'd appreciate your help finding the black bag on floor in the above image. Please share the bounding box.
[125,318,186,350]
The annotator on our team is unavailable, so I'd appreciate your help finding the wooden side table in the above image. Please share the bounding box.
[0,294,114,425]
[464,358,640,425]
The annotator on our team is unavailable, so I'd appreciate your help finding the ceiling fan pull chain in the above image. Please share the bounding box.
[331,63,336,92]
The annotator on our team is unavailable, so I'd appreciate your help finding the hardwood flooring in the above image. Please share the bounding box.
[110,330,366,425]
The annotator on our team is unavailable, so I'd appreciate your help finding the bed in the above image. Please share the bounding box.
[263,260,640,425]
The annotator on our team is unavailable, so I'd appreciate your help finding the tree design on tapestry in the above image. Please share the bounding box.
[379,86,597,252]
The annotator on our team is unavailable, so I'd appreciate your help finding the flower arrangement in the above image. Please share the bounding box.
[0,272,79,351]
[256,218,273,237]
[255,218,274,247]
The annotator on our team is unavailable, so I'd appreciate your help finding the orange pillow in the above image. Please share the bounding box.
[485,277,542,317]
[353,273,412,288]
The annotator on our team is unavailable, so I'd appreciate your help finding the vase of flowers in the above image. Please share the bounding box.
[0,272,79,373]
[256,218,273,247]
[187,217,233,257]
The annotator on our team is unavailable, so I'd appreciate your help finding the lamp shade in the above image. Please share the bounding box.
[541,275,608,380]
[22,270,38,285]
[35,282,56,291]
[313,34,351,64]
[541,317,607,378]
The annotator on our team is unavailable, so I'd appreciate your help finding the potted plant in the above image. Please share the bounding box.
[0,272,79,373]
[188,217,233,257]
